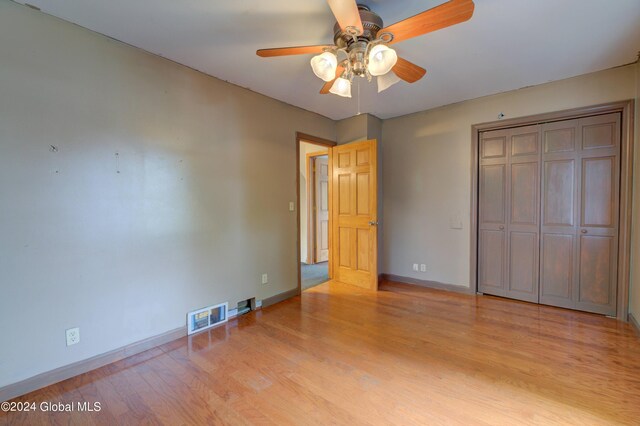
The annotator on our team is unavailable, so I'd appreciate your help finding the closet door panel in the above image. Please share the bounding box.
[544,127,576,153]
[542,160,575,227]
[478,130,508,296]
[511,132,539,157]
[506,127,540,303]
[481,135,507,159]
[508,231,538,301]
[574,113,620,316]
[539,233,575,308]
[479,126,540,301]
[578,235,614,309]
[540,119,579,310]
[510,162,538,225]
[581,156,615,228]
[480,164,506,224]
[479,230,506,293]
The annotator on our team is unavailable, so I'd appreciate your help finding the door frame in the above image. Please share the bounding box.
[296,132,337,295]
[470,100,635,322]
[306,152,329,264]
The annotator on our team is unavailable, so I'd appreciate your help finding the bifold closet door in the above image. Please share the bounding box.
[478,125,540,302]
[539,113,620,316]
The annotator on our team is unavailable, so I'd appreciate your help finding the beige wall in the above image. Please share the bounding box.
[382,64,637,290]
[0,1,335,389]
[299,142,328,263]
[631,60,640,321]
[337,114,369,144]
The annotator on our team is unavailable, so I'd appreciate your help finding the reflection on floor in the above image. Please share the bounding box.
[301,262,328,290]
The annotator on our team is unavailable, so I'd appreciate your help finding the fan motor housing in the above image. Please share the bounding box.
[333,4,383,48]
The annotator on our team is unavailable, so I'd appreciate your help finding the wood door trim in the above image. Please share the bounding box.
[297,132,337,147]
[296,132,336,296]
[470,100,635,322]
[305,151,328,264]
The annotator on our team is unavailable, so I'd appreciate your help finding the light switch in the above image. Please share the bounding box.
[289,201,295,211]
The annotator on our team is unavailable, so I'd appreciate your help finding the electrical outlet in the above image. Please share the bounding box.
[261,273,268,285]
[412,264,419,272]
[289,202,295,211]
[420,264,427,272]
[66,327,80,346]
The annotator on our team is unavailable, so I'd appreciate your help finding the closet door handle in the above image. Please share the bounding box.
[581,229,587,234]
[499,225,504,230]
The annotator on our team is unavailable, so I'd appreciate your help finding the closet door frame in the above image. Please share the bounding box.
[470,100,635,322]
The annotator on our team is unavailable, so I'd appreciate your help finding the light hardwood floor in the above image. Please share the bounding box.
[2,280,640,425]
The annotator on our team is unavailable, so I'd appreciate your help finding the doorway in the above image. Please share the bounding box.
[296,133,336,292]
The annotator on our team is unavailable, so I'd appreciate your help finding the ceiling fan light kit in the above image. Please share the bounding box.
[376,70,402,93]
[367,44,398,76]
[257,0,475,97]
[329,77,352,98]
[310,51,339,81]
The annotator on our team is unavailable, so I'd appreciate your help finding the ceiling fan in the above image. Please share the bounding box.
[256,0,475,97]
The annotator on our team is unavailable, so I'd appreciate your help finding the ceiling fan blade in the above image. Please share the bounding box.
[319,81,334,95]
[327,0,364,34]
[381,0,474,45]
[256,45,333,57]
[320,64,346,94]
[392,57,427,83]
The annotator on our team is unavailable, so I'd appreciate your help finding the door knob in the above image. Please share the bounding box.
[369,221,378,226]
[499,225,504,230]
[581,229,587,234]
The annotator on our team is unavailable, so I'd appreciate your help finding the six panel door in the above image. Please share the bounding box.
[330,139,378,290]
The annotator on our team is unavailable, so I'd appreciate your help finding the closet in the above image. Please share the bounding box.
[478,112,621,316]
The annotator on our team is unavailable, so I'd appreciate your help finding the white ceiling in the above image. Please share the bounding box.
[16,0,640,120]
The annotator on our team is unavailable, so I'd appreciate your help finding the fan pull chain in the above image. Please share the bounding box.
[357,79,361,115]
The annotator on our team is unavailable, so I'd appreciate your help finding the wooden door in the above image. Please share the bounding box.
[539,118,579,310]
[506,126,540,303]
[478,112,621,315]
[478,126,540,302]
[478,129,508,297]
[330,139,378,290]
[539,113,620,315]
[575,114,620,315]
[314,156,329,262]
